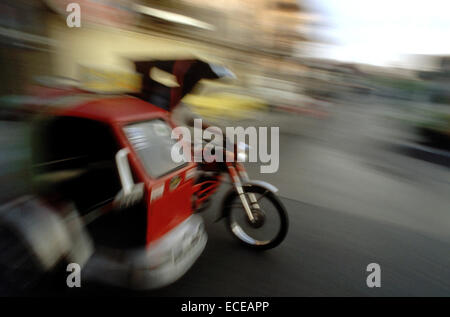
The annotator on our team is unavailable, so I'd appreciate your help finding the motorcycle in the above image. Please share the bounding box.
[191,127,289,250]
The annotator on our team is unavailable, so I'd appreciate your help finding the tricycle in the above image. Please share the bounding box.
[0,59,288,291]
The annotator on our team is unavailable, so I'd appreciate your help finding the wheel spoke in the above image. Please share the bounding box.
[226,203,245,209]
[255,190,269,203]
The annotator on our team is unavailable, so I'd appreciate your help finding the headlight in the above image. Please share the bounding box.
[237,142,248,162]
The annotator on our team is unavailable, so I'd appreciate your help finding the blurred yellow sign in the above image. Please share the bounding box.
[182,93,267,120]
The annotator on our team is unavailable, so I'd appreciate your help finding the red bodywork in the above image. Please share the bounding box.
[58,95,197,244]
[29,59,220,245]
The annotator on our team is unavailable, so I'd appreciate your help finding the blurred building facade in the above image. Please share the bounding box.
[0,0,327,109]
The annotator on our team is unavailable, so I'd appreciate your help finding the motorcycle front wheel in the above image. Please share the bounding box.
[222,185,288,250]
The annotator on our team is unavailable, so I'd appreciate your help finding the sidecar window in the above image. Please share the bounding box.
[123,119,187,178]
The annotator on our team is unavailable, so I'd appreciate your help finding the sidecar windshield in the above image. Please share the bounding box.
[123,119,187,178]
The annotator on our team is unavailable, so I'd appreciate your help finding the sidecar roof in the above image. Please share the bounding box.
[132,59,220,111]
[57,94,168,124]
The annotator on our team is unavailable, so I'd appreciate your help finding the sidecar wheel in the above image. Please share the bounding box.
[223,185,288,250]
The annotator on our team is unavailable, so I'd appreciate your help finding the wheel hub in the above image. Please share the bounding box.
[247,210,265,228]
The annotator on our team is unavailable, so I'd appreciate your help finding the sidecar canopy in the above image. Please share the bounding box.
[132,59,233,111]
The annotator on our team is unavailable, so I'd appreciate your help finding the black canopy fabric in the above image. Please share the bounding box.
[133,59,219,111]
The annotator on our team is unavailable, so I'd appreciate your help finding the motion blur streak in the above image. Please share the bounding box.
[0,0,449,296]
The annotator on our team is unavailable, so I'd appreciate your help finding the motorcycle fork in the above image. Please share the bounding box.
[234,162,261,210]
[227,162,258,222]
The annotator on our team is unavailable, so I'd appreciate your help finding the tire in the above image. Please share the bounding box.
[222,185,288,250]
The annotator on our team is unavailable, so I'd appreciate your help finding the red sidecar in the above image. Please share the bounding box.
[0,60,219,289]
